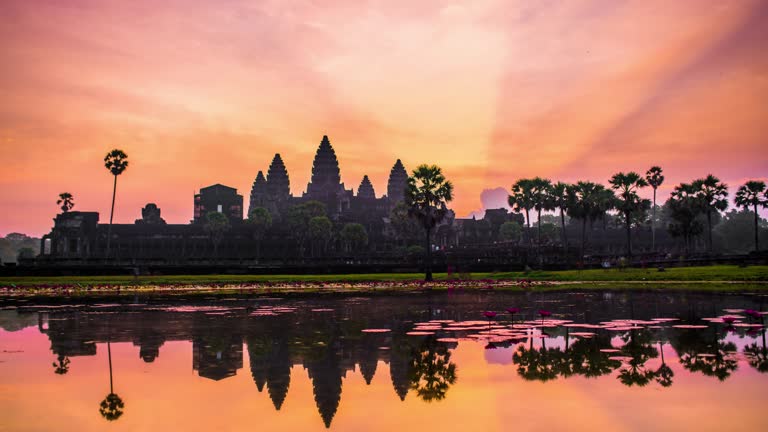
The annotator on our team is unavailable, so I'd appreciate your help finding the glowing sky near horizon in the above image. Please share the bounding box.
[1,0,767,236]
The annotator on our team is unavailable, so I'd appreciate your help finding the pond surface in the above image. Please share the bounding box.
[1,291,768,431]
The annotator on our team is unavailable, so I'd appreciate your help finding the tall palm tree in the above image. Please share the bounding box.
[667,182,704,254]
[734,180,768,252]
[56,192,75,213]
[103,149,129,257]
[645,166,664,252]
[508,179,536,248]
[405,164,453,282]
[547,182,570,253]
[531,177,552,254]
[609,172,650,259]
[694,175,728,253]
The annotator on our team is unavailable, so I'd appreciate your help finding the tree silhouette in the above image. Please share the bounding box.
[744,329,768,373]
[247,207,272,260]
[203,211,231,258]
[675,328,738,381]
[609,172,650,259]
[734,180,768,251]
[616,329,658,387]
[694,175,728,253]
[654,342,674,387]
[645,166,664,252]
[103,149,129,257]
[513,337,560,382]
[308,216,332,257]
[509,179,536,249]
[409,337,457,402]
[340,223,368,253]
[666,183,704,254]
[566,181,608,257]
[52,354,70,375]
[405,165,453,281]
[56,192,75,213]
[547,181,571,253]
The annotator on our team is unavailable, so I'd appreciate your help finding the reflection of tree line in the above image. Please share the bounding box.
[508,325,768,386]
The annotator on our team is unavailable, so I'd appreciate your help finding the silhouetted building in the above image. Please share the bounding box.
[135,203,166,225]
[386,159,408,204]
[194,184,243,224]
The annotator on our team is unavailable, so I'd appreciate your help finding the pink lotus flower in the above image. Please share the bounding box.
[745,309,761,319]
[539,310,552,318]
[483,311,497,319]
[722,317,737,324]
[506,307,520,314]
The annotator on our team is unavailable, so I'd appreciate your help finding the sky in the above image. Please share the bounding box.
[1,0,767,236]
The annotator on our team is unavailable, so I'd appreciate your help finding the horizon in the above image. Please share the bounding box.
[2,0,767,237]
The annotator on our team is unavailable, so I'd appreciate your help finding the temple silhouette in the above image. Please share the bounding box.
[27,134,687,273]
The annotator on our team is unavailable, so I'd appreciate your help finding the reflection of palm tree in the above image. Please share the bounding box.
[409,337,457,402]
[52,355,70,375]
[654,342,674,387]
[513,337,560,382]
[676,328,738,381]
[744,329,767,373]
[99,340,124,421]
[617,329,658,387]
[561,334,621,379]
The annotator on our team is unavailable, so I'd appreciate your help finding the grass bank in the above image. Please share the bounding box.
[1,265,766,288]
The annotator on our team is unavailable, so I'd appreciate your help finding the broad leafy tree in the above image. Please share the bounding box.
[645,166,664,251]
[734,180,768,251]
[409,337,457,402]
[340,223,368,253]
[103,149,129,257]
[498,221,522,243]
[609,172,650,258]
[247,207,273,260]
[287,201,326,257]
[57,192,75,213]
[204,211,231,257]
[405,164,453,282]
[694,175,728,253]
[308,216,332,256]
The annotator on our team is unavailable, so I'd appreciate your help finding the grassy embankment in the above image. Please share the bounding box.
[0,265,766,295]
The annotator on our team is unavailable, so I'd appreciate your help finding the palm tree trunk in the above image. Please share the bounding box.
[106,175,117,257]
[560,207,567,252]
[525,209,531,248]
[755,203,760,252]
[651,188,657,252]
[625,211,632,259]
[108,340,114,394]
[537,208,542,250]
[581,218,587,258]
[425,226,433,281]
[707,210,713,253]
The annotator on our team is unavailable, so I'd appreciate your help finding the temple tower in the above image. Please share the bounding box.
[386,159,408,204]
[357,175,376,200]
[306,135,343,199]
[266,154,290,200]
[248,171,268,216]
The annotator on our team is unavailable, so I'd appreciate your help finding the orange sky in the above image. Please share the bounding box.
[1,0,767,236]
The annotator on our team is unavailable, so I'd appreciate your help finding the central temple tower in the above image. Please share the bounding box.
[304,135,351,215]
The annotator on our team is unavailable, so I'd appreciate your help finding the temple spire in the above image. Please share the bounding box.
[357,175,376,200]
[387,159,408,203]
[266,154,290,199]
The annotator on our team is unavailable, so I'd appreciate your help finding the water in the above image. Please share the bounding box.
[1,291,767,431]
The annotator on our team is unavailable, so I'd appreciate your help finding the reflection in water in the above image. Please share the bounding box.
[1,291,767,429]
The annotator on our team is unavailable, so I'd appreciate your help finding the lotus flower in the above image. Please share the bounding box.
[722,317,737,324]
[539,310,552,318]
[745,309,761,320]
[506,307,520,314]
[483,311,497,319]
